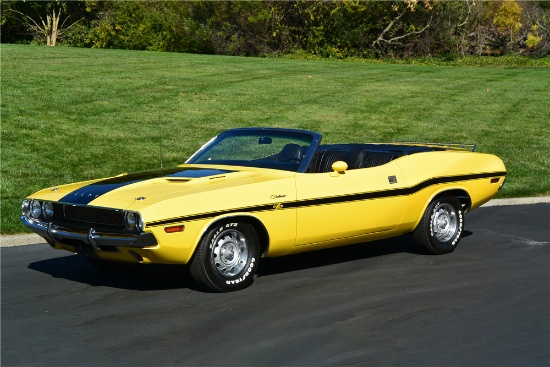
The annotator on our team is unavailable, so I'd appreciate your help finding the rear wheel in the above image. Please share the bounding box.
[190,220,260,292]
[413,196,464,254]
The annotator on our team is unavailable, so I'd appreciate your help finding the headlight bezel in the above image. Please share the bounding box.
[138,215,144,232]
[22,199,55,221]
[124,211,144,232]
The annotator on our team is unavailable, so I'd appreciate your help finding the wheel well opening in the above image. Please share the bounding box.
[204,216,269,257]
[434,190,471,213]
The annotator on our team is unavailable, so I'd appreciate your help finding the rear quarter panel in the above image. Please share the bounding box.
[395,151,506,231]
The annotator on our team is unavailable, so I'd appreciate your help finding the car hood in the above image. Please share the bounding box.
[39,165,286,210]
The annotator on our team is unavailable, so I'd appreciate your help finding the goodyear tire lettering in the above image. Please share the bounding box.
[226,258,256,285]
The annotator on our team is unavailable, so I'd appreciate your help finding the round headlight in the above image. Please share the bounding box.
[125,212,137,231]
[30,200,42,219]
[22,200,31,217]
[138,215,144,231]
[42,202,54,219]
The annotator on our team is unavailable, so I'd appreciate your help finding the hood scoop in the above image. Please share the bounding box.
[163,169,233,182]
[164,177,193,182]
[165,168,234,179]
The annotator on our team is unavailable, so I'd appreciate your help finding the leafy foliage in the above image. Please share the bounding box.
[2,1,549,58]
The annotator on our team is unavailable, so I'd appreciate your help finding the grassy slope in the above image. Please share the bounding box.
[1,44,549,234]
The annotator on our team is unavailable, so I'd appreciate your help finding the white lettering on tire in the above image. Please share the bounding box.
[451,210,464,247]
[208,227,224,249]
[226,258,256,285]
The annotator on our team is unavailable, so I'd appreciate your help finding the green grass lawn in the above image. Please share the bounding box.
[2,44,549,234]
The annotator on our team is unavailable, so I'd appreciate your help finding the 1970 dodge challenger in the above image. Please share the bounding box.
[22,128,506,292]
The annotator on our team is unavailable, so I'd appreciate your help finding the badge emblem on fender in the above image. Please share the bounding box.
[273,203,284,210]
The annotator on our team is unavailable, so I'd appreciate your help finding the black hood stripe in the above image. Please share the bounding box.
[147,171,506,228]
[59,168,234,205]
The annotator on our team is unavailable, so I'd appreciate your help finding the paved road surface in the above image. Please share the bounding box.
[2,204,549,366]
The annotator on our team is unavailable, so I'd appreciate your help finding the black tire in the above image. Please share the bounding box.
[413,196,464,255]
[189,221,260,292]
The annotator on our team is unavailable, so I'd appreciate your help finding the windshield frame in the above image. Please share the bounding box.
[186,128,322,173]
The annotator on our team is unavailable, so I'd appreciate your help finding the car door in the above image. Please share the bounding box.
[294,161,408,247]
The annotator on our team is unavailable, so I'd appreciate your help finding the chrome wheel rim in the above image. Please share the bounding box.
[211,229,249,278]
[431,203,458,242]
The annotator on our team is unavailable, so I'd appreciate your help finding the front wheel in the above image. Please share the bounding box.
[189,221,260,292]
[413,196,464,255]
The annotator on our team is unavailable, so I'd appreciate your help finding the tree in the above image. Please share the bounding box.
[7,1,83,46]
[3,0,547,57]
[492,0,522,53]
[372,0,433,53]
[81,1,213,53]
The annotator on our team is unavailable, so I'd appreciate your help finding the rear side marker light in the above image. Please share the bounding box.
[490,178,500,184]
[165,225,185,233]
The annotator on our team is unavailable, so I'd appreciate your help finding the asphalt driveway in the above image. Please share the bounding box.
[1,202,549,366]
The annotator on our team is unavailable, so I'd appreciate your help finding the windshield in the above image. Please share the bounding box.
[186,128,321,172]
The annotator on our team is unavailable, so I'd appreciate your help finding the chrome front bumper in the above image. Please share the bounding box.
[21,216,157,252]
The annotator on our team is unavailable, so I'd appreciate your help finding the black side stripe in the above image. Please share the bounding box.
[147,171,506,228]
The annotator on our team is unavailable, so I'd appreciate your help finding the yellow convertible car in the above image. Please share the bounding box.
[22,128,506,292]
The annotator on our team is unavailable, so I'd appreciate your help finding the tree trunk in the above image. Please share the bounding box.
[47,9,60,46]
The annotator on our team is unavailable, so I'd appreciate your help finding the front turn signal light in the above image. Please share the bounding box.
[164,225,185,233]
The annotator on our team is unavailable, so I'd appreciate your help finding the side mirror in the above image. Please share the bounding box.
[330,161,348,176]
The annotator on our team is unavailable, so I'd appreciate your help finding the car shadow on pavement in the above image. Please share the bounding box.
[27,231,474,291]
[28,254,196,291]
[256,232,464,277]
